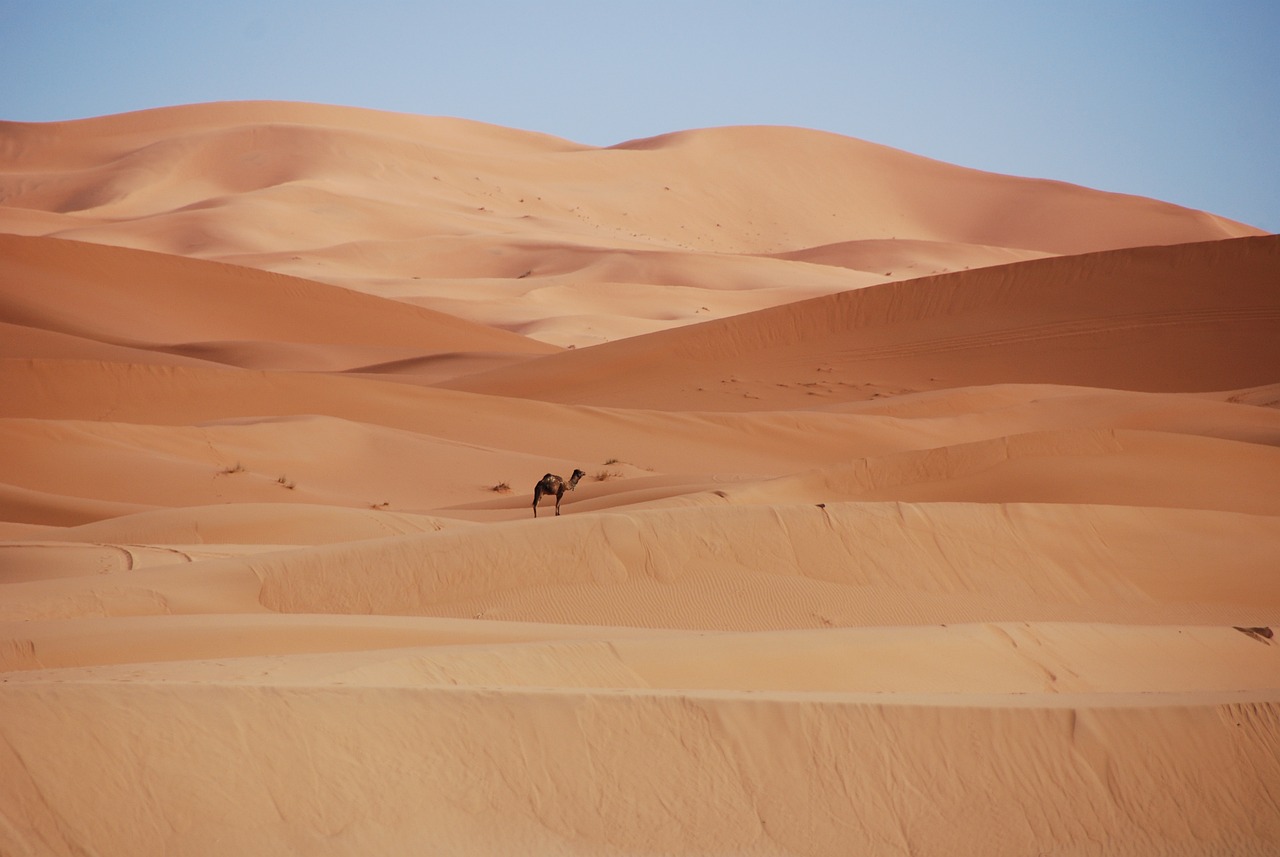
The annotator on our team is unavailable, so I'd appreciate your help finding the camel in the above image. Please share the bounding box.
[533,469,585,517]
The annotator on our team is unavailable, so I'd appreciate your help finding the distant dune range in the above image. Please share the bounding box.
[0,100,1259,347]
[1,102,1278,856]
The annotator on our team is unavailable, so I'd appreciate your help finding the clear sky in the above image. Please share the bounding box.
[3,1,1277,231]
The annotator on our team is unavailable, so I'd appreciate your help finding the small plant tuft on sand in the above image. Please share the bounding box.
[277,475,296,490]
[217,462,245,475]
[491,482,512,493]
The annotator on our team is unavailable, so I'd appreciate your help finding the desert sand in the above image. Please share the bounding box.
[1,101,1277,856]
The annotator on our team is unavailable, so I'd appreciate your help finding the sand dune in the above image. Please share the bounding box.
[2,102,1278,855]
[1,101,1262,347]
[444,234,1280,408]
[0,232,555,374]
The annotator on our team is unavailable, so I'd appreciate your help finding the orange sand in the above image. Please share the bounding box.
[1,102,1277,856]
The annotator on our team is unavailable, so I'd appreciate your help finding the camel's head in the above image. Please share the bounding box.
[569,468,586,487]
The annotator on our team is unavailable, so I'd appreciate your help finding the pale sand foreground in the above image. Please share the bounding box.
[1,102,1278,856]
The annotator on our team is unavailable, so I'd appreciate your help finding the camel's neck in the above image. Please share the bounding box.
[567,474,582,489]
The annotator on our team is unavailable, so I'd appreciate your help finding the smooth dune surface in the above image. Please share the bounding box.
[2,101,1278,856]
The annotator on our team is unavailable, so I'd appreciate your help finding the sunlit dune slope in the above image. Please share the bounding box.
[3,678,1275,856]
[4,355,1278,529]
[238,500,1280,630]
[444,234,1280,408]
[0,232,555,374]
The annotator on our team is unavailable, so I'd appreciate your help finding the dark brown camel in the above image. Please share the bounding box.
[533,469,585,517]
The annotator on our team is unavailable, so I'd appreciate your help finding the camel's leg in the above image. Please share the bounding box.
[533,486,542,518]
[555,488,563,516]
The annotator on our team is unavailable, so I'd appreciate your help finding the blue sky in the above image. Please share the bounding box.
[3,1,1277,231]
